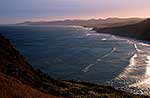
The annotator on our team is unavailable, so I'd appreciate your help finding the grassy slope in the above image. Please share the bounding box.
[0,72,60,98]
[0,34,149,98]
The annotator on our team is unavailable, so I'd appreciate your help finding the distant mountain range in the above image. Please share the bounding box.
[19,18,145,28]
[19,18,150,41]
[95,19,150,41]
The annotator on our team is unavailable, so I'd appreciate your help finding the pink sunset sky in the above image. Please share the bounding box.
[0,0,150,24]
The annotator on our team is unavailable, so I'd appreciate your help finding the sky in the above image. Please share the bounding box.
[0,0,150,24]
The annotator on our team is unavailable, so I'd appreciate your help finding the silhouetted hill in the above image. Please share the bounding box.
[0,33,148,97]
[95,19,150,41]
[19,18,144,28]
[0,34,60,98]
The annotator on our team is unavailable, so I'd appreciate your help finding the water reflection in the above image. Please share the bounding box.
[114,41,150,95]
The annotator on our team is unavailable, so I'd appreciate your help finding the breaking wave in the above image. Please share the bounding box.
[82,48,116,72]
[113,40,150,95]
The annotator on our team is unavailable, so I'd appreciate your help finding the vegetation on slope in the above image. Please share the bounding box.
[94,19,150,41]
[0,72,59,98]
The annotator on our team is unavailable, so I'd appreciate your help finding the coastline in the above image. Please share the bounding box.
[0,30,149,97]
[92,27,150,44]
[91,26,150,95]
[0,25,149,98]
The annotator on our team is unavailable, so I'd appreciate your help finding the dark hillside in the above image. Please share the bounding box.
[95,19,150,41]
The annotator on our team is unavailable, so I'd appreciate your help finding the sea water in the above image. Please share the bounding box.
[0,25,150,95]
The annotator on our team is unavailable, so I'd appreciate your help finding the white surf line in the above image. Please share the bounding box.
[115,43,138,80]
[139,42,150,47]
[101,38,107,41]
[134,43,138,49]
[145,56,150,76]
[82,64,95,73]
[115,53,137,80]
[82,47,116,73]
[102,47,116,58]
[128,55,150,89]
[134,43,141,52]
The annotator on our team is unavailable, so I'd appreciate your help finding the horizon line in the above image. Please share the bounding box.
[1,16,149,25]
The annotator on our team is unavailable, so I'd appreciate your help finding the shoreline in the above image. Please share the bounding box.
[88,27,150,96]
[0,26,149,97]
[92,28,150,45]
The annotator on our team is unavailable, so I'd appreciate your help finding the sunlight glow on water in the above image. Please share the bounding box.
[128,55,150,95]
[114,41,150,95]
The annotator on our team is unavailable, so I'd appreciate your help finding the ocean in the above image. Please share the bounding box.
[0,25,150,95]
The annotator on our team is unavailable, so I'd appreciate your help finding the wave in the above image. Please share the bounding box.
[85,33,100,36]
[134,43,143,52]
[82,47,116,73]
[82,64,95,73]
[114,42,141,80]
[138,42,150,47]
[113,40,150,95]
[101,38,107,41]
[101,48,116,58]
[115,52,137,80]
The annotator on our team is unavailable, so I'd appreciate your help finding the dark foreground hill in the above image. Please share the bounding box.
[0,34,148,98]
[94,19,150,41]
